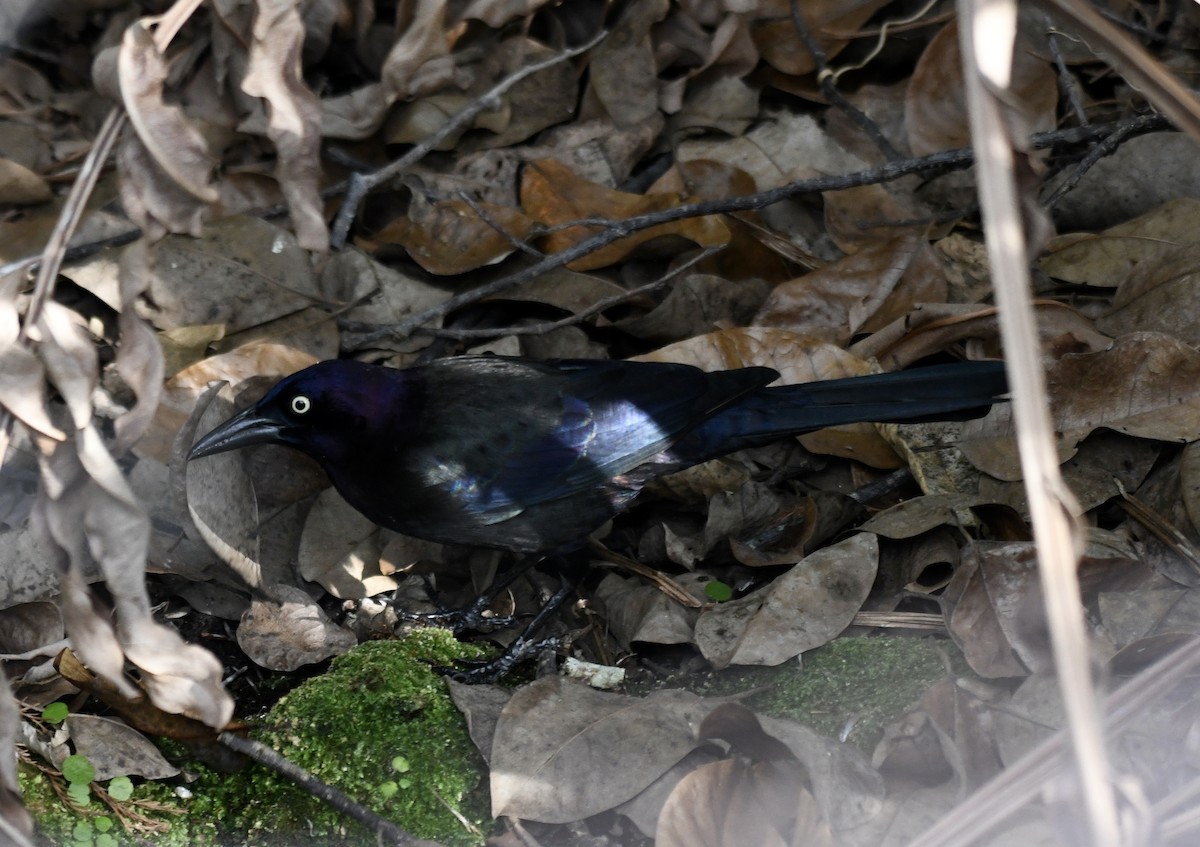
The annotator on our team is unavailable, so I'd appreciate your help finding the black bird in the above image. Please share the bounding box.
[189,356,1007,677]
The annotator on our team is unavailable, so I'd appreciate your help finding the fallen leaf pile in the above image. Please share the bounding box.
[4,0,1200,845]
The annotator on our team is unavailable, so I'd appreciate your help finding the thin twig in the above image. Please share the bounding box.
[1040,113,1147,209]
[403,244,725,341]
[457,191,544,259]
[329,31,607,249]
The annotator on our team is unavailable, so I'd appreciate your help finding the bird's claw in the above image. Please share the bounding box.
[432,636,561,683]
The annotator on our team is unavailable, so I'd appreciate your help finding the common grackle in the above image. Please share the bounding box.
[189,356,1007,678]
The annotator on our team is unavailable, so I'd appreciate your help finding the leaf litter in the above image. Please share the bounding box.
[4,1,1200,845]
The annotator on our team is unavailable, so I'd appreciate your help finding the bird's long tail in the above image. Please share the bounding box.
[673,360,1008,462]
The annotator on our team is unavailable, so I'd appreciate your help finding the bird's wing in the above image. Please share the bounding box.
[416,358,775,524]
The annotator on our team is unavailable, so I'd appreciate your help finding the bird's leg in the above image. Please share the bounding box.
[394,559,534,633]
[436,554,588,683]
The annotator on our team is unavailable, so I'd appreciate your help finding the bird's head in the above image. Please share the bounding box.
[187,360,415,462]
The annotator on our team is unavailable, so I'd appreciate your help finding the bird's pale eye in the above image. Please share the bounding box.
[290,395,312,415]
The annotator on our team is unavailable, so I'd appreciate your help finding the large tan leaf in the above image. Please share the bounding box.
[694,532,879,668]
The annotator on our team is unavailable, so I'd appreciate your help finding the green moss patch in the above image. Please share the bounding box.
[191,630,491,846]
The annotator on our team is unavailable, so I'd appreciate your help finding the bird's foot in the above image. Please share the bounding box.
[432,636,561,683]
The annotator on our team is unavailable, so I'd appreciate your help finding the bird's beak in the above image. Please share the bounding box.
[188,406,285,460]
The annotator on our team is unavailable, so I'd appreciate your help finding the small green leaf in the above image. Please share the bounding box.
[94,816,114,833]
[67,782,91,806]
[62,754,95,785]
[96,834,119,847]
[377,781,398,799]
[397,777,412,790]
[107,776,133,802]
[704,580,733,602]
[391,755,410,773]
[72,820,93,841]
[42,702,69,724]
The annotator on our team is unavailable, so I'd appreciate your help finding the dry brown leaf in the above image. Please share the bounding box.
[1097,243,1200,343]
[582,0,666,128]
[593,572,705,651]
[117,21,218,204]
[113,241,165,451]
[490,678,711,822]
[373,198,535,275]
[823,184,940,254]
[179,386,267,593]
[861,494,991,540]
[0,335,67,441]
[1038,198,1200,288]
[54,647,225,741]
[238,0,328,251]
[0,601,62,652]
[657,757,832,847]
[943,542,1052,679]
[135,216,323,333]
[755,235,947,344]
[906,21,1056,157]
[521,158,730,271]
[298,487,399,599]
[695,532,879,668]
[963,332,1200,481]
[66,713,181,780]
[0,157,50,204]
[873,680,1004,792]
[751,0,889,77]
[617,274,772,344]
[1049,133,1200,230]
[472,37,580,149]
[237,583,356,671]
